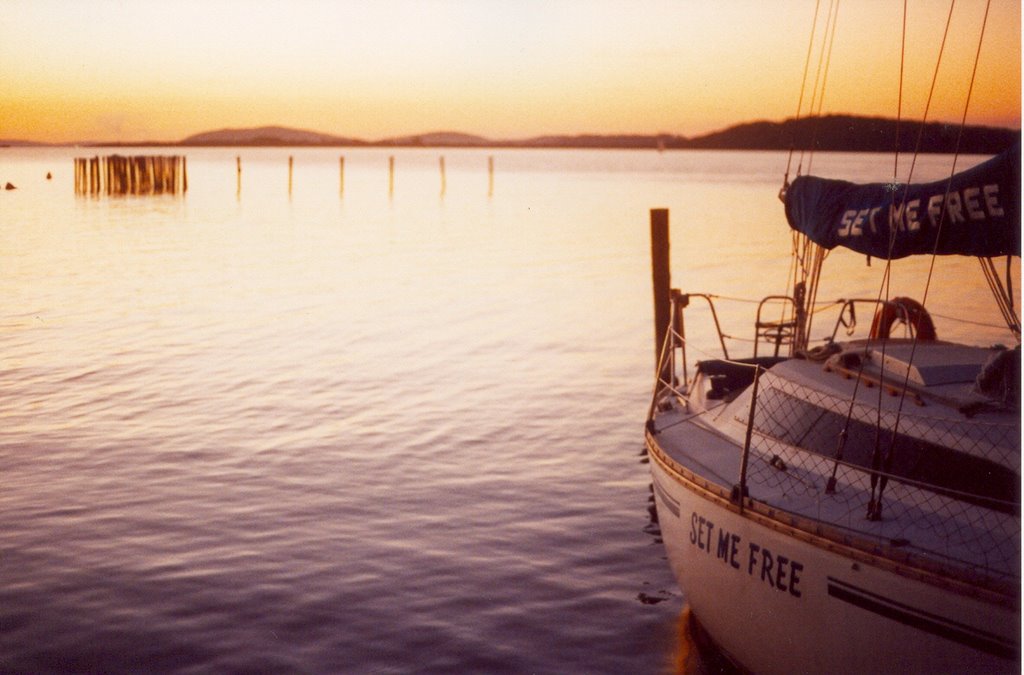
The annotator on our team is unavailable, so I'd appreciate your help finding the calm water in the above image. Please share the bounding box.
[1,147,1016,673]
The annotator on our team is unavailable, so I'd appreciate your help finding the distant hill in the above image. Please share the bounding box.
[383,131,491,146]
[519,134,687,149]
[179,125,366,146]
[686,115,1019,154]
[0,139,51,147]
[170,116,1017,153]
[34,115,1017,152]
[514,118,1017,153]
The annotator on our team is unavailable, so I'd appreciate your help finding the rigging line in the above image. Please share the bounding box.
[980,261,1011,330]
[784,0,823,187]
[911,0,989,324]
[980,257,1021,335]
[805,0,841,176]
[786,233,802,328]
[866,2,910,442]
[865,1,958,507]
[1007,256,1015,325]
[798,0,838,177]
[927,307,1012,330]
[876,0,994,514]
[827,262,895,492]
[803,245,828,345]
[893,0,908,181]
[871,0,906,490]
[902,0,958,190]
[791,227,822,339]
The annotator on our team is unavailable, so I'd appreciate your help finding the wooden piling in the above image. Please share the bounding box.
[439,156,446,197]
[236,156,242,197]
[73,154,187,197]
[339,156,345,197]
[650,208,671,373]
[288,156,294,196]
[388,156,395,196]
[487,155,494,196]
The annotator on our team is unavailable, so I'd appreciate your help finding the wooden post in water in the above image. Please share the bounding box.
[487,155,494,196]
[288,156,294,196]
[439,156,446,197]
[650,208,671,376]
[339,156,345,197]
[236,156,242,197]
[73,154,186,197]
[388,156,395,196]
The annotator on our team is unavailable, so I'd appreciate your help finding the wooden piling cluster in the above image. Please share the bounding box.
[74,155,187,196]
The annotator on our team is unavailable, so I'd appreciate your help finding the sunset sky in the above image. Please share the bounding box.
[1,0,1019,144]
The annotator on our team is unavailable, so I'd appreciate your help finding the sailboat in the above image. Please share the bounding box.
[644,4,1020,673]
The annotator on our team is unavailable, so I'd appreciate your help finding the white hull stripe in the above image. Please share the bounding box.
[827,577,1018,659]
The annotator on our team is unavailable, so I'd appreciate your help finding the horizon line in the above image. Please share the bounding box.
[3,113,1020,149]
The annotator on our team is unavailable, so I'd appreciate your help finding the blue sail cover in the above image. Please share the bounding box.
[784,142,1020,259]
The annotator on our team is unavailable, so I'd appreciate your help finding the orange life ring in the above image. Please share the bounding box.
[869,297,937,341]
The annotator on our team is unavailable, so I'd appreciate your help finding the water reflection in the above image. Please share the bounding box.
[671,606,740,675]
[5,146,1008,673]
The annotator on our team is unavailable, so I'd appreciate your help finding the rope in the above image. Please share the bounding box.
[798,0,840,177]
[784,0,838,348]
[1007,255,1015,318]
[783,0,823,189]
[927,308,1014,330]
[902,0,958,190]
[979,257,1022,338]
[894,0,907,171]
[873,0,995,518]
[806,0,842,175]
[863,0,957,515]
[687,294,1009,328]
[833,0,914,498]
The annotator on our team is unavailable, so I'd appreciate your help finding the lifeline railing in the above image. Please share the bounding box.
[662,290,798,389]
[653,292,930,408]
[648,291,1021,592]
[739,369,1020,591]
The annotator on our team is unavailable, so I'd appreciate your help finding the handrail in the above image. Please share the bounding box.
[683,293,730,360]
[754,295,799,358]
[650,290,795,411]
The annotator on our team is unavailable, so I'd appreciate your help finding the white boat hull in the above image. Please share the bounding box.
[650,452,1019,674]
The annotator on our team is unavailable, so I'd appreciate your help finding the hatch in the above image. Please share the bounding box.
[877,343,994,386]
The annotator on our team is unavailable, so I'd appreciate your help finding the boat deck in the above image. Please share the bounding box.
[648,346,1021,593]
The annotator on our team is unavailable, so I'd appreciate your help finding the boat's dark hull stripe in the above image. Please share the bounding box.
[652,476,680,517]
[827,577,1018,659]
